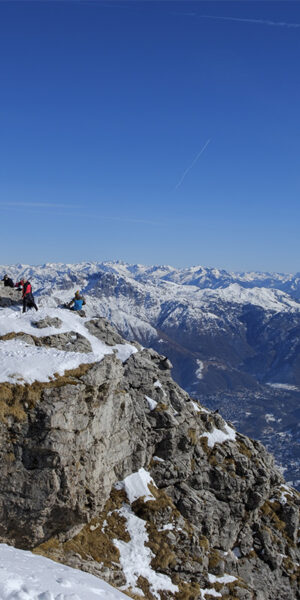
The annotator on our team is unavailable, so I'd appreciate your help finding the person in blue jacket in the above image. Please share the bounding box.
[67,290,86,311]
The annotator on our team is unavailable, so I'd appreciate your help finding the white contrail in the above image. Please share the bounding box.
[174,139,211,190]
[197,15,300,28]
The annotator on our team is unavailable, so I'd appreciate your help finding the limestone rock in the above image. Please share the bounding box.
[0,285,22,307]
[32,317,63,329]
[85,318,125,346]
[0,317,299,599]
[35,331,92,353]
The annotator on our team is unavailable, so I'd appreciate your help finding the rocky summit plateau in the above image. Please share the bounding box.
[0,282,299,599]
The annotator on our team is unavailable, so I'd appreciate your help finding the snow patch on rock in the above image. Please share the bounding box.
[115,468,156,504]
[200,423,236,448]
[145,396,158,411]
[114,505,178,600]
[196,359,204,380]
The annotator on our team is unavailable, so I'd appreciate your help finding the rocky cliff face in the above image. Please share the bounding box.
[0,305,299,600]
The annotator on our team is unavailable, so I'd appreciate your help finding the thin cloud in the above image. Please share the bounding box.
[0,202,160,226]
[98,215,160,226]
[174,139,211,191]
[197,15,300,29]
[0,201,75,209]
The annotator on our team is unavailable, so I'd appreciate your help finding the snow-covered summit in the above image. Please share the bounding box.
[197,282,300,312]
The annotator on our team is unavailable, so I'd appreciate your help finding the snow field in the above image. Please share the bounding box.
[0,544,129,600]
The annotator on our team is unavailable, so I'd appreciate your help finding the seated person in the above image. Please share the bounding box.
[2,274,14,288]
[67,290,86,311]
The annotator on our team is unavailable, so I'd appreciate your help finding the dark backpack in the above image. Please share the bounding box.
[27,292,35,307]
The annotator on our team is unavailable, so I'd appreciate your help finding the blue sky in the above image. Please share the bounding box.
[0,0,299,272]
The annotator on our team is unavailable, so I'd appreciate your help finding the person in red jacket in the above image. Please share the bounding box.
[15,279,24,291]
[15,279,38,313]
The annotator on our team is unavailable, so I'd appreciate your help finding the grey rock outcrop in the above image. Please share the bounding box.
[0,318,299,599]
[0,285,22,307]
[35,330,92,353]
[0,330,92,353]
[32,317,63,329]
[85,318,125,346]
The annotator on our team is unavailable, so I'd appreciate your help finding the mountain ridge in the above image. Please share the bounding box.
[0,300,299,599]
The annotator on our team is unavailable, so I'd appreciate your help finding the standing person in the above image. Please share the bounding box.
[16,278,38,313]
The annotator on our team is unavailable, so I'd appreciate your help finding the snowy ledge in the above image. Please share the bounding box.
[0,306,137,384]
[0,339,136,385]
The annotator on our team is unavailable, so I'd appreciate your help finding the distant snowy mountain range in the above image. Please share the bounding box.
[1,261,300,487]
[4,260,300,296]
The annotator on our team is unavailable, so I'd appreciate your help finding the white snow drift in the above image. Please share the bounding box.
[0,544,129,600]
